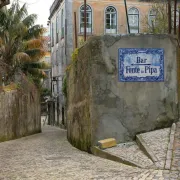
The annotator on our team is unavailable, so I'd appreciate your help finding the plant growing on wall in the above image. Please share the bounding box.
[40,87,51,102]
[62,75,67,98]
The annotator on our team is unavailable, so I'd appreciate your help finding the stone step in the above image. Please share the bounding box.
[92,126,174,170]
[136,127,171,170]
[104,141,155,169]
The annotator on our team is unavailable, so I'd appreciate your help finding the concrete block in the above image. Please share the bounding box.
[98,138,117,149]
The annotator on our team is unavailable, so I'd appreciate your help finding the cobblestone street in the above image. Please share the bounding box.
[0,125,179,180]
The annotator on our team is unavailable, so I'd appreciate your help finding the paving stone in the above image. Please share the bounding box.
[165,159,171,170]
[140,128,170,169]
[0,125,179,179]
[105,142,154,169]
[0,126,159,180]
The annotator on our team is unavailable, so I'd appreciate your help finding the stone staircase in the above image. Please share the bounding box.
[93,123,180,170]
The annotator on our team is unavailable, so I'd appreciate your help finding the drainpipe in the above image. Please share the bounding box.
[174,0,177,35]
[168,0,172,34]
[124,0,130,34]
[84,0,87,41]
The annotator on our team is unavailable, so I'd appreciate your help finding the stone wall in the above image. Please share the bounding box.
[67,34,179,152]
[0,82,41,142]
[67,47,92,152]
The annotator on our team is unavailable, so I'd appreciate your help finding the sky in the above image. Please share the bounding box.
[10,0,55,27]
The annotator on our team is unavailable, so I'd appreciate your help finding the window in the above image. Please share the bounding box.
[149,9,156,27]
[105,6,117,34]
[128,7,139,33]
[172,10,179,28]
[80,5,92,33]
[61,9,65,38]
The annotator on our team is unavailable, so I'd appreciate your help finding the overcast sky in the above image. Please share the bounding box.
[10,0,55,27]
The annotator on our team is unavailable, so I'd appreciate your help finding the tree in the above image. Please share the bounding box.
[0,0,10,9]
[143,0,169,33]
[0,0,49,86]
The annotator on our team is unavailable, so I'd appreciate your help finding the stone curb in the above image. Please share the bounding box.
[91,146,146,169]
[165,123,176,170]
[136,134,162,169]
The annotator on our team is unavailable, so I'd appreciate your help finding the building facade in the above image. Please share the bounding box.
[73,0,159,47]
[49,0,173,127]
[49,0,73,127]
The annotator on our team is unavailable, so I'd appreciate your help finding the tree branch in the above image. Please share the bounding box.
[0,0,10,9]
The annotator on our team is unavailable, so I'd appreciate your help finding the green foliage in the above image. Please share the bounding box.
[143,0,168,33]
[41,88,51,96]
[71,48,79,62]
[78,38,86,47]
[66,48,79,72]
[0,1,47,87]
[26,73,34,84]
[62,76,67,98]
[16,82,22,89]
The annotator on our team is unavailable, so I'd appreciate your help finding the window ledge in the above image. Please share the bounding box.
[105,32,117,34]
[78,33,94,36]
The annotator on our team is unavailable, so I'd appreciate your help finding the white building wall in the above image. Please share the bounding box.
[50,0,68,126]
[65,0,73,65]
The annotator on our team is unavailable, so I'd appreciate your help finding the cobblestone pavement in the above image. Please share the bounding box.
[105,142,154,169]
[140,128,170,169]
[0,126,179,180]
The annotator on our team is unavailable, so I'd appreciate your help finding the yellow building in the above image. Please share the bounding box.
[73,0,156,47]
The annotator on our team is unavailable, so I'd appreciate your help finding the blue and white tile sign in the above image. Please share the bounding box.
[119,48,164,82]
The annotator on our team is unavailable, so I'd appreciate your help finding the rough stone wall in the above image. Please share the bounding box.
[0,82,41,142]
[67,34,179,151]
[67,45,92,152]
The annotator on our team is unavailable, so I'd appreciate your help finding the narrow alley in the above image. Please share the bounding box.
[0,126,178,180]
